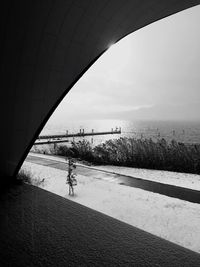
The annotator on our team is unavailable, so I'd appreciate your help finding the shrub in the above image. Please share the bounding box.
[17,169,45,186]
[17,169,32,184]
[32,137,200,174]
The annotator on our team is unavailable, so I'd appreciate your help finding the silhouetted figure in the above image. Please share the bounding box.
[66,158,77,196]
[67,175,74,196]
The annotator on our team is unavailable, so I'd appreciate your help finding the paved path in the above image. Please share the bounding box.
[26,154,200,204]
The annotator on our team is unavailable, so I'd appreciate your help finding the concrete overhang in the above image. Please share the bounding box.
[1,0,200,177]
[0,184,200,266]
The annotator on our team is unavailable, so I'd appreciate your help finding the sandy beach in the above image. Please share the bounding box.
[21,153,200,254]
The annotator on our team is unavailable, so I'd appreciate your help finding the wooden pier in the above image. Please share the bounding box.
[34,128,121,145]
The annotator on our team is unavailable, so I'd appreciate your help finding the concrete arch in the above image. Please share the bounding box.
[1,0,200,178]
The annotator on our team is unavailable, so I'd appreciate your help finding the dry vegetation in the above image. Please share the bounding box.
[35,138,200,174]
[17,169,45,186]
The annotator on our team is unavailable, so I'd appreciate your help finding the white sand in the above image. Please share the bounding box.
[21,160,200,254]
[29,152,200,190]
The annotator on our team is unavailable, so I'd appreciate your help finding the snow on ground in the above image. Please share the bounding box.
[29,152,200,190]
[21,160,200,254]
[94,165,200,191]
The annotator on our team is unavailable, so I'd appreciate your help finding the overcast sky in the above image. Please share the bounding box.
[49,5,200,125]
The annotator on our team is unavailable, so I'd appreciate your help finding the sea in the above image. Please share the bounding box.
[40,119,200,146]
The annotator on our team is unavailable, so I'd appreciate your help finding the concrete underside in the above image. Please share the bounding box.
[0,184,200,266]
[1,0,200,177]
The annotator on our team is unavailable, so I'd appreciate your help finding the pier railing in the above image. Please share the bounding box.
[34,128,121,145]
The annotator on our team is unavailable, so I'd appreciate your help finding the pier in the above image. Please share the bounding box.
[34,128,121,145]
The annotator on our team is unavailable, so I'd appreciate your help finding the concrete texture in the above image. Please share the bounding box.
[1,0,200,178]
[0,184,200,266]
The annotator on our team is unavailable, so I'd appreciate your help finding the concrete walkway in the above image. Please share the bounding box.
[26,154,200,204]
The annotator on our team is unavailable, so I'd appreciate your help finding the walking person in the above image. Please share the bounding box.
[67,174,74,196]
[66,157,77,196]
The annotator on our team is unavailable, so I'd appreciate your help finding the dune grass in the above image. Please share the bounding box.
[34,137,200,174]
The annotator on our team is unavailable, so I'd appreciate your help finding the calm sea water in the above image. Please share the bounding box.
[41,120,200,146]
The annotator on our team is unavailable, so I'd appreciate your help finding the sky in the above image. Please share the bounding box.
[48,5,200,125]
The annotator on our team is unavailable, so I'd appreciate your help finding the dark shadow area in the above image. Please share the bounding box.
[1,184,200,266]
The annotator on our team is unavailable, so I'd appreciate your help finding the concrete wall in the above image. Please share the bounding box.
[1,0,200,177]
[1,184,200,266]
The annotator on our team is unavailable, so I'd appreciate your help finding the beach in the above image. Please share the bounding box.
[21,152,200,254]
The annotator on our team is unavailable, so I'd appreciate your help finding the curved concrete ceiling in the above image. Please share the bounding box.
[1,0,200,178]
